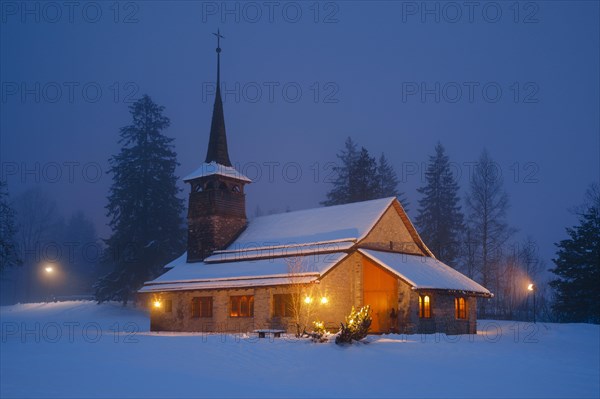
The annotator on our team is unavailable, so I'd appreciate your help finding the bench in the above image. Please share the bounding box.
[254,329,286,338]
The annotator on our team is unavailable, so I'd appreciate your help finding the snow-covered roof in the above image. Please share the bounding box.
[183,161,251,183]
[141,253,348,292]
[359,249,492,296]
[164,252,187,269]
[161,198,395,267]
[142,197,486,294]
[228,197,394,248]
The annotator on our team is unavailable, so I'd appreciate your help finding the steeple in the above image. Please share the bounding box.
[205,29,232,167]
[183,30,249,263]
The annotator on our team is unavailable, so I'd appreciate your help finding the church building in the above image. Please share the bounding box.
[139,34,491,335]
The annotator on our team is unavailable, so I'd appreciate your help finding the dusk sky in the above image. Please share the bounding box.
[1,1,599,271]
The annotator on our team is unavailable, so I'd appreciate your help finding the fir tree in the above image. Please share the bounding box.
[322,137,358,206]
[550,184,600,323]
[323,138,406,207]
[0,180,21,273]
[376,153,409,211]
[351,147,379,202]
[415,143,463,265]
[95,95,185,305]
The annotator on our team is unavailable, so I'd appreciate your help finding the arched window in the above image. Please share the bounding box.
[419,295,431,318]
[455,297,467,319]
[230,295,254,317]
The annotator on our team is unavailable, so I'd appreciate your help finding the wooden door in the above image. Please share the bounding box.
[363,257,398,333]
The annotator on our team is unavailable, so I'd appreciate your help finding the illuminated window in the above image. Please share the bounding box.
[455,297,467,319]
[165,299,173,313]
[191,297,213,318]
[230,295,254,317]
[273,294,293,317]
[419,295,431,318]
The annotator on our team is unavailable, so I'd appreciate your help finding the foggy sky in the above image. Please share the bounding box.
[1,1,599,272]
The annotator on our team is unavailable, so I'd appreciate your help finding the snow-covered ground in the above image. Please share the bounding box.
[1,301,598,398]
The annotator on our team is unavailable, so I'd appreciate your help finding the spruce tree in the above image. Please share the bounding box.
[322,137,358,206]
[351,147,379,202]
[376,153,409,211]
[323,138,406,207]
[95,95,185,304]
[550,184,600,323]
[415,143,463,265]
[0,180,21,273]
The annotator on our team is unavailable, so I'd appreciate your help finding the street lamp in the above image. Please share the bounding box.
[527,283,536,323]
[42,263,58,302]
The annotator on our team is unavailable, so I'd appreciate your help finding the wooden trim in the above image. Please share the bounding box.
[390,200,435,258]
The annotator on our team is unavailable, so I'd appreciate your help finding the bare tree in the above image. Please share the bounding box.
[286,257,318,337]
[0,180,21,273]
[486,236,546,320]
[14,188,60,257]
[464,149,515,316]
[460,226,478,279]
[13,188,61,301]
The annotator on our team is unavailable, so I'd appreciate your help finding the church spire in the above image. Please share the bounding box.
[205,29,232,167]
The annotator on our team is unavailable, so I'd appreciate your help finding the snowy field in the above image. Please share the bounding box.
[1,301,598,399]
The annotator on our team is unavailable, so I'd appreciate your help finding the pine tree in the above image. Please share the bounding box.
[323,138,406,207]
[0,180,21,273]
[415,143,463,266]
[550,184,600,323]
[376,153,409,211]
[351,147,379,202]
[464,149,514,315]
[95,95,185,305]
[322,137,358,206]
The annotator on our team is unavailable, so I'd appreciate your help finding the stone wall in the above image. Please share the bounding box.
[148,253,364,333]
[360,206,425,256]
[403,290,477,335]
[147,254,478,335]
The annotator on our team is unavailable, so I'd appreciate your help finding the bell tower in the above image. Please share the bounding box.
[184,30,250,262]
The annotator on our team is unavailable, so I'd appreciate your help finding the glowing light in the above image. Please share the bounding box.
[527,284,535,291]
[44,266,54,274]
[304,296,312,304]
[153,300,162,308]
[320,297,328,304]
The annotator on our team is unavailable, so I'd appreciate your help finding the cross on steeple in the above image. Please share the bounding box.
[213,29,224,51]
[213,29,224,86]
